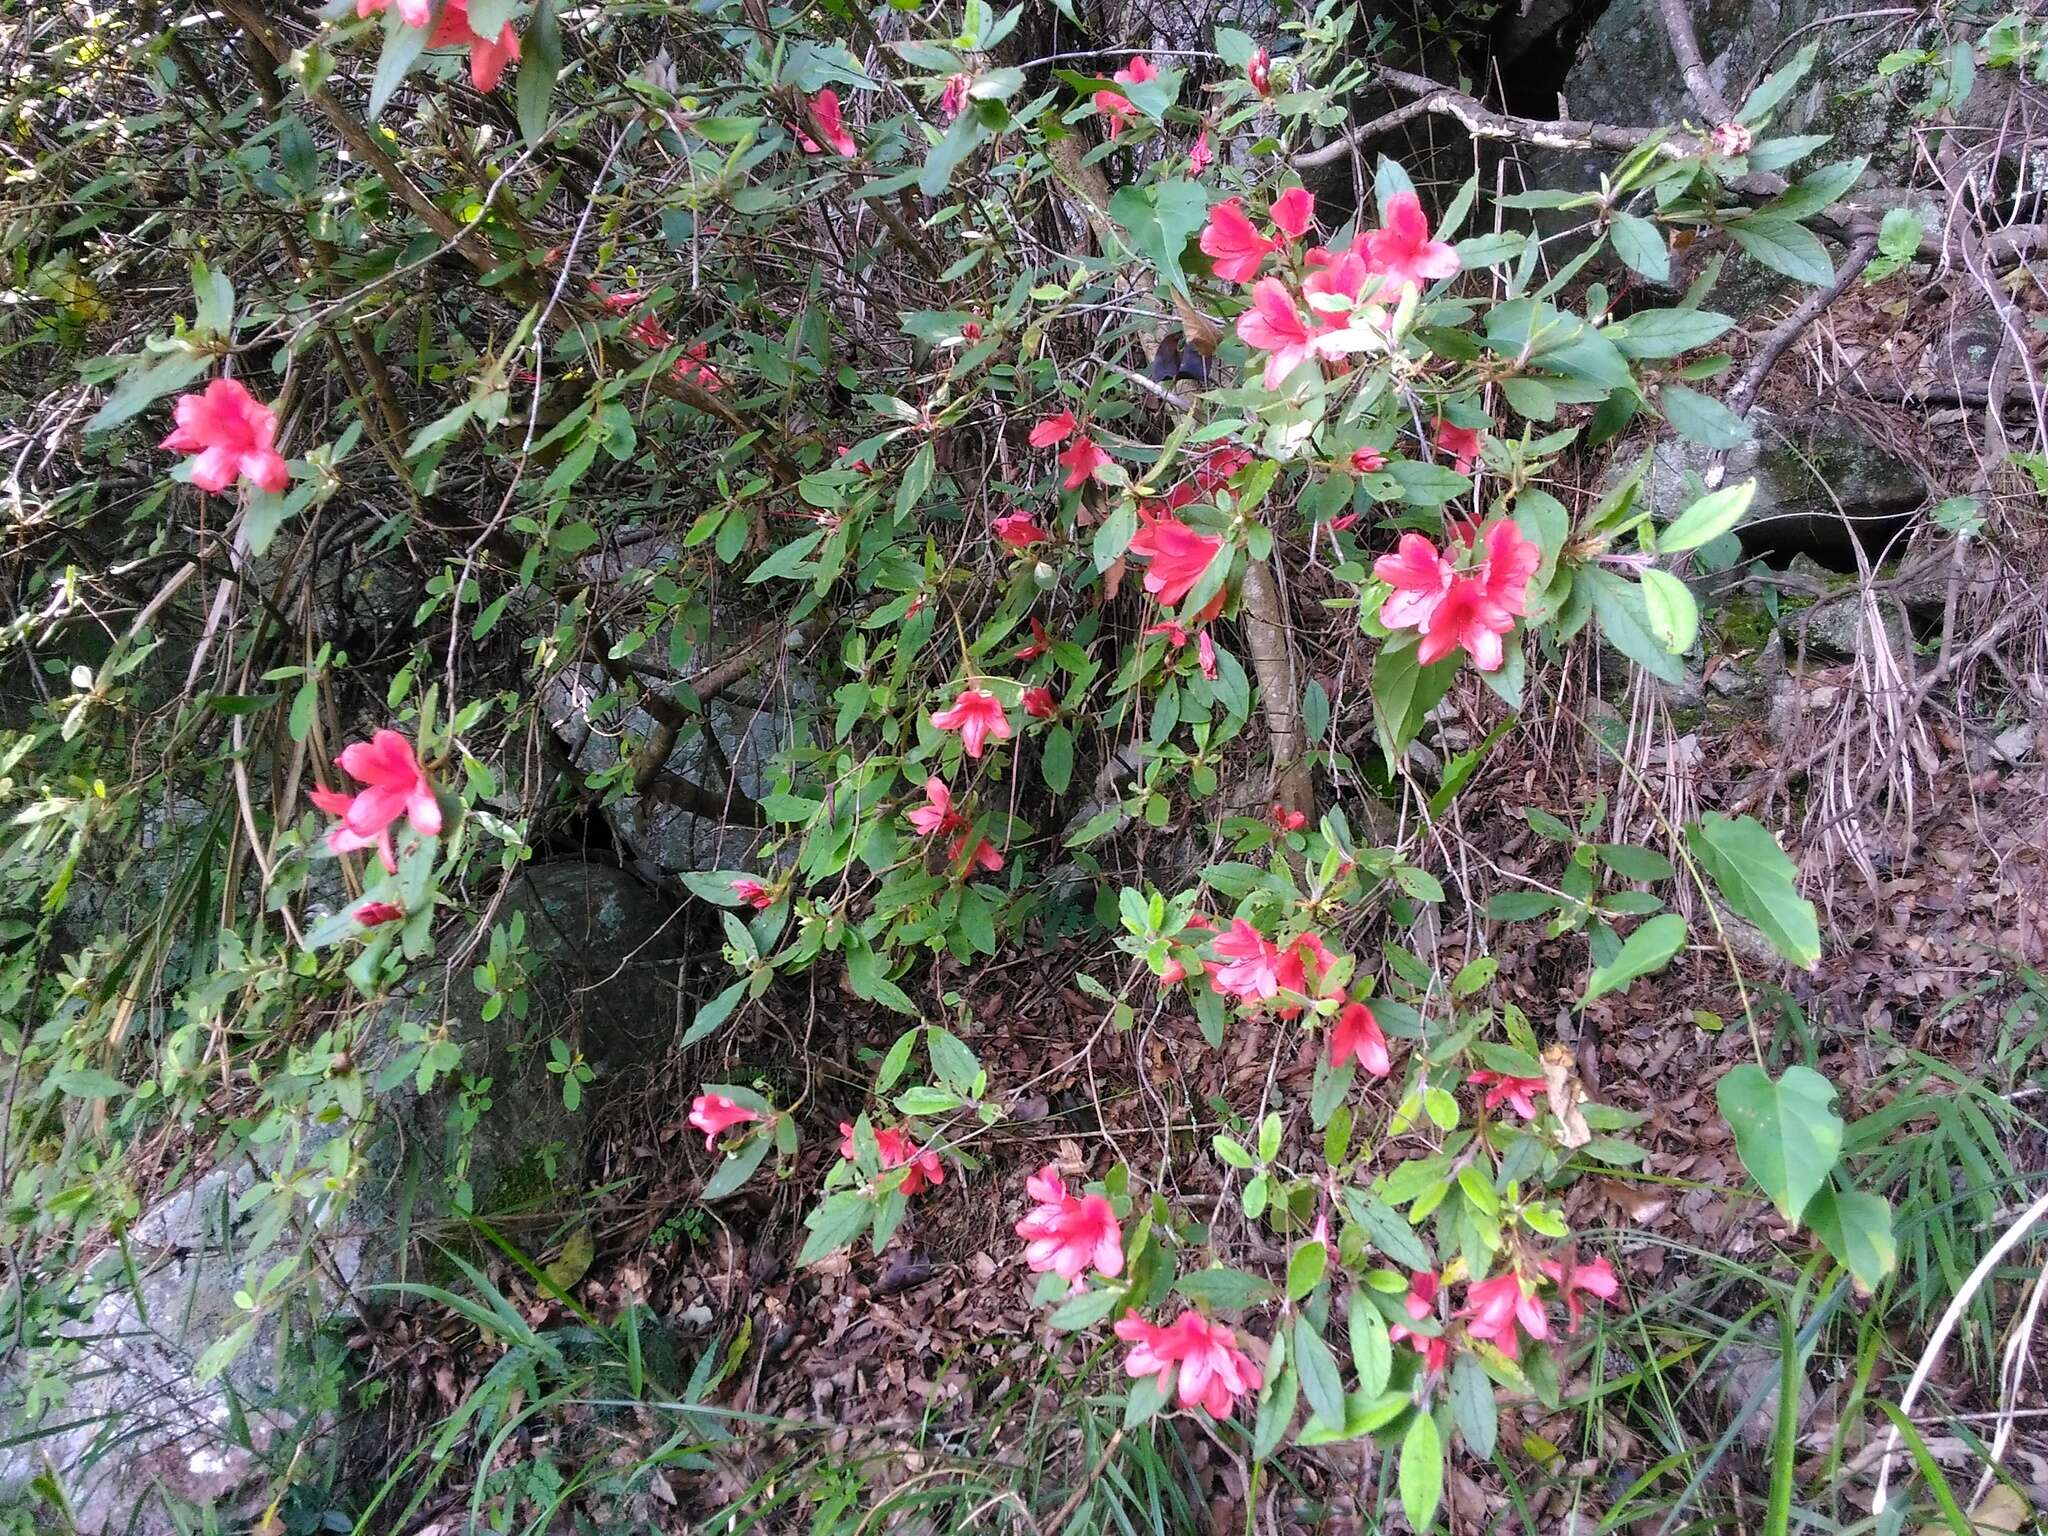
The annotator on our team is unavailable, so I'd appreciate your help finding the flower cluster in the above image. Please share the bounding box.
[1373,517,1537,672]
[839,1121,945,1194]
[1015,1165,1123,1282]
[906,777,1003,873]
[357,0,518,91]
[1092,55,1155,136]
[1203,189,1460,390]
[1114,1309,1264,1418]
[1391,1256,1620,1374]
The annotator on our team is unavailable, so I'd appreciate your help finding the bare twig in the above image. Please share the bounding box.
[1654,0,1739,125]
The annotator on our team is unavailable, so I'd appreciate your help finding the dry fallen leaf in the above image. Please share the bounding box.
[1542,1043,1593,1149]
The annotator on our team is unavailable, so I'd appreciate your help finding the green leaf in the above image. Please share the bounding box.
[515,0,561,146]
[1609,213,1670,281]
[798,1190,874,1265]
[1041,723,1073,795]
[1686,812,1821,968]
[1347,1191,1434,1270]
[1584,567,1685,684]
[919,106,989,198]
[1286,1240,1328,1302]
[1174,1267,1277,1309]
[1662,479,1756,551]
[1715,1063,1844,1225]
[1348,1291,1392,1398]
[1607,308,1734,359]
[1725,214,1835,285]
[1372,637,1460,763]
[1399,1409,1445,1532]
[1640,569,1699,653]
[51,1067,127,1099]
[1108,180,1210,300]
[1252,1365,1298,1461]
[1583,912,1686,1002]
[1050,1284,1124,1331]
[1449,1354,1499,1458]
[1292,1314,1346,1430]
[86,345,213,433]
[1661,383,1752,449]
[1805,1183,1897,1289]
[542,1224,595,1289]
[367,8,430,121]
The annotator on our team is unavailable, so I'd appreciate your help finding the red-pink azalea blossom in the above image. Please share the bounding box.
[1330,1000,1390,1075]
[1270,186,1316,241]
[908,777,962,838]
[1269,803,1307,832]
[356,900,406,927]
[931,687,1013,758]
[356,0,432,25]
[730,878,774,910]
[1709,121,1753,157]
[1463,1271,1549,1360]
[1199,199,1276,284]
[1374,533,1456,630]
[1092,54,1156,136]
[1390,1271,1448,1372]
[1539,1254,1621,1331]
[689,1093,761,1150]
[1188,129,1213,174]
[1210,918,1283,1001]
[1270,933,1332,1017]
[1021,685,1058,719]
[1469,1070,1545,1119]
[1194,443,1253,491]
[1030,409,1078,448]
[948,831,1005,873]
[939,73,972,123]
[992,510,1050,548]
[1114,1310,1263,1419]
[1349,445,1387,474]
[1197,631,1217,680]
[1016,1165,1124,1281]
[1058,434,1110,489]
[628,311,671,348]
[1146,620,1190,649]
[1365,190,1460,290]
[1477,517,1539,614]
[1014,618,1052,660]
[309,729,443,875]
[671,342,722,391]
[1247,47,1271,95]
[1434,418,1485,475]
[160,378,290,495]
[428,0,519,91]
[1127,507,1224,612]
[840,1122,945,1194]
[798,89,857,156]
[1235,278,1326,389]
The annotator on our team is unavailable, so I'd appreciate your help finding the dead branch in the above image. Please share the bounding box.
[1654,0,1739,126]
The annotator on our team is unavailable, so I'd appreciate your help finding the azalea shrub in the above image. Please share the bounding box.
[9,0,1928,1522]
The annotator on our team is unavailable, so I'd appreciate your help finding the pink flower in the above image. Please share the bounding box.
[1016,1165,1124,1281]
[939,73,972,123]
[1374,533,1455,630]
[356,900,406,927]
[1389,1271,1448,1373]
[1477,517,1539,616]
[1247,47,1271,95]
[1364,190,1460,290]
[1128,507,1224,612]
[1210,918,1282,1001]
[670,342,722,391]
[931,687,1014,758]
[1269,803,1307,832]
[908,777,963,838]
[427,0,520,91]
[1030,409,1078,448]
[1022,686,1058,719]
[1330,1000,1390,1075]
[1434,418,1484,475]
[689,1093,761,1150]
[1199,199,1276,284]
[1197,631,1217,680]
[628,312,671,348]
[798,89,858,156]
[948,831,1005,873]
[356,0,432,25]
[1462,1271,1548,1360]
[1235,278,1321,389]
[1058,434,1110,489]
[1468,1070,1545,1120]
[160,379,290,495]
[1271,933,1332,1016]
[591,284,646,313]
[1709,121,1753,157]
[1146,620,1190,649]
[1114,1310,1263,1419]
[730,878,774,910]
[1539,1255,1621,1332]
[1188,129,1213,174]
[1092,55,1156,136]
[840,1122,946,1195]
[1270,187,1315,241]
[992,510,1050,548]
[1014,618,1052,660]
[1349,445,1387,474]
[309,729,443,875]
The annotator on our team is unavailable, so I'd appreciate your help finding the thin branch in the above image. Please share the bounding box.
[1723,234,1879,421]
[1654,0,1739,125]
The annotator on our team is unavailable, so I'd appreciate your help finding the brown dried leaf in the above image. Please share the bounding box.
[1541,1043,1593,1149]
